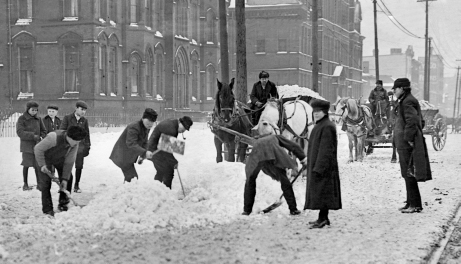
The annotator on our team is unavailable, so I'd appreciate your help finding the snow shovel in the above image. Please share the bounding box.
[44,171,82,208]
[138,133,186,164]
[262,165,307,214]
[175,166,186,198]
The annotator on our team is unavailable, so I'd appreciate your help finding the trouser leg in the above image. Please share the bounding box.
[278,168,297,211]
[319,209,329,221]
[153,159,175,189]
[243,166,261,214]
[23,166,29,185]
[74,168,82,187]
[37,169,53,213]
[122,164,138,182]
[398,149,422,208]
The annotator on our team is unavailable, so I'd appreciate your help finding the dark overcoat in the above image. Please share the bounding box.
[304,115,342,210]
[60,112,91,153]
[147,119,180,166]
[110,120,150,168]
[249,80,279,107]
[16,111,47,153]
[43,115,62,134]
[368,87,389,105]
[394,92,432,182]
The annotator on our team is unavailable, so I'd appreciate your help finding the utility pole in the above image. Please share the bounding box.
[418,0,437,101]
[427,38,432,101]
[453,65,460,126]
[219,0,229,84]
[311,0,319,92]
[373,0,379,80]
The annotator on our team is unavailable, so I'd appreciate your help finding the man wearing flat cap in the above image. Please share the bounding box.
[391,78,431,214]
[304,98,342,229]
[250,71,279,125]
[368,80,389,128]
[110,108,158,182]
[60,100,90,198]
[44,105,61,134]
[147,116,193,189]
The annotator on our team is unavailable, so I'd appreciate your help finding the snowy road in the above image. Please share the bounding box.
[1,123,461,263]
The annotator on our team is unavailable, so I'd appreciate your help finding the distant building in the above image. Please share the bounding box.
[228,0,365,103]
[418,54,444,109]
[0,0,221,116]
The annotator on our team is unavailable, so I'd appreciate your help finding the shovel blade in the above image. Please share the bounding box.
[158,133,186,155]
[262,200,283,214]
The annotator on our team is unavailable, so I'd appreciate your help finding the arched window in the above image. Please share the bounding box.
[99,0,107,21]
[13,32,35,95]
[206,9,216,43]
[175,0,188,37]
[146,48,154,97]
[130,0,140,24]
[98,33,108,95]
[109,34,119,96]
[146,0,153,29]
[155,0,164,32]
[174,47,189,108]
[58,32,82,93]
[129,53,141,96]
[155,45,164,99]
[63,0,78,18]
[191,2,199,41]
[206,64,216,99]
[190,51,200,102]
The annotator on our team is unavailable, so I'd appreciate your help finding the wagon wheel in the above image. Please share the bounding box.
[432,118,447,151]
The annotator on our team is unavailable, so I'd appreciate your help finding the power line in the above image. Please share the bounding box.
[377,0,423,39]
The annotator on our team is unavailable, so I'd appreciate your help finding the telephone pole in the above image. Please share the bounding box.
[373,0,379,80]
[311,0,319,93]
[453,64,460,124]
[418,0,437,101]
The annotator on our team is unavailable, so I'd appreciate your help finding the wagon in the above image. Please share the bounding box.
[365,100,447,152]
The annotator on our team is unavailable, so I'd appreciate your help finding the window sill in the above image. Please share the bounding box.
[129,23,139,27]
[255,52,266,55]
[62,17,79,22]
[15,19,32,25]
[276,51,288,54]
[17,92,34,100]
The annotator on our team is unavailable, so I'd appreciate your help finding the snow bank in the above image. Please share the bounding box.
[277,84,326,100]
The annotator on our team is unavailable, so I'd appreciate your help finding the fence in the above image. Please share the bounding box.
[0,109,212,137]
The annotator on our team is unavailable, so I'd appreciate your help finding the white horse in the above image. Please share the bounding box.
[253,97,314,158]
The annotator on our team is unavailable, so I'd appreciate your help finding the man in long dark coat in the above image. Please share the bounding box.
[147,116,193,189]
[250,71,279,125]
[304,99,342,228]
[242,135,307,216]
[110,108,158,182]
[392,78,431,214]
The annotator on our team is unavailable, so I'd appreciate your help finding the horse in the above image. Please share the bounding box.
[334,97,373,163]
[253,97,314,169]
[210,78,253,163]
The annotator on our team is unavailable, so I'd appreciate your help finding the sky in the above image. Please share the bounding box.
[360,0,461,77]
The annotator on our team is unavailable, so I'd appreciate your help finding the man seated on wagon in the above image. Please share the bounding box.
[250,71,279,125]
[368,80,390,125]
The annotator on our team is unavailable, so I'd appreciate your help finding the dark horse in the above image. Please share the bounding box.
[210,78,253,163]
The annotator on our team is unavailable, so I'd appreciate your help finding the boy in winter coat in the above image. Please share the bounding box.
[60,100,91,193]
[16,100,47,191]
[43,105,61,134]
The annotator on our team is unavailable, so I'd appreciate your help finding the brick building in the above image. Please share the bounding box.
[0,0,223,118]
[228,0,364,103]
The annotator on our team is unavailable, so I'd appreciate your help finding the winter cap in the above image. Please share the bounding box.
[76,100,88,109]
[26,100,39,110]
[376,80,383,85]
[179,116,193,131]
[392,78,411,90]
[310,98,331,112]
[142,108,158,122]
[259,71,270,79]
[67,126,87,141]
[47,105,59,110]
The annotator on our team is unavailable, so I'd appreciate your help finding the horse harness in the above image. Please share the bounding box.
[340,100,367,136]
[276,97,313,140]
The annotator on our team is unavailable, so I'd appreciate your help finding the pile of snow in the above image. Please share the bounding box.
[277,84,326,100]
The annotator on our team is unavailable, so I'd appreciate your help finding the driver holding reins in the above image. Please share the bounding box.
[250,71,279,125]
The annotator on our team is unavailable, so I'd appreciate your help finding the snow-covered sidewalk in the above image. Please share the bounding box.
[1,123,460,263]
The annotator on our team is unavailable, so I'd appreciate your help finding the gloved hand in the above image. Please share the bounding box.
[33,135,41,142]
[174,163,178,169]
[83,146,90,157]
[60,179,68,192]
[255,101,263,107]
[41,165,52,175]
[300,157,307,167]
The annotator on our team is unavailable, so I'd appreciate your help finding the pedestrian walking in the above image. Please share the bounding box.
[60,100,91,193]
[147,116,193,189]
[392,78,432,214]
[16,100,47,191]
[242,134,307,216]
[34,126,87,216]
[249,71,279,125]
[304,99,342,228]
[110,108,158,182]
[43,105,61,134]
